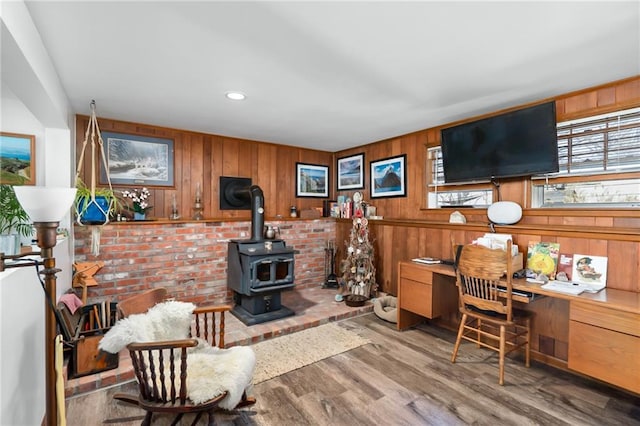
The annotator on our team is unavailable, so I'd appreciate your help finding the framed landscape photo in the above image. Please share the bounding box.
[0,132,36,185]
[370,154,407,198]
[296,162,329,197]
[337,153,364,190]
[101,132,174,187]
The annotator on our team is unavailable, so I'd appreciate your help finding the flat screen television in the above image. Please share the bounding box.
[440,101,559,183]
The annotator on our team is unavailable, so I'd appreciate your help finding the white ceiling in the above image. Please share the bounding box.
[22,1,640,152]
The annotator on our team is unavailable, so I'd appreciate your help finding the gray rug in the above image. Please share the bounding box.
[251,322,371,384]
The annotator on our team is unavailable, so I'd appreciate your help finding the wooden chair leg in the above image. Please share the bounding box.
[498,325,506,385]
[451,313,467,363]
[171,413,184,426]
[142,411,153,426]
[477,318,482,348]
[525,319,531,368]
[235,391,257,408]
[207,410,216,426]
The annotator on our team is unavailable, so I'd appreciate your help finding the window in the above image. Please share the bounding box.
[427,147,493,208]
[532,107,640,207]
[427,107,640,208]
[556,107,640,174]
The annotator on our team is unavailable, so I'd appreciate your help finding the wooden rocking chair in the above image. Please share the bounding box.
[116,287,168,319]
[113,289,256,425]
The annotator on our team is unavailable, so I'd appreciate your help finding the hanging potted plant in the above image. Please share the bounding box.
[75,101,116,227]
[0,184,32,255]
[74,100,117,255]
[74,178,119,225]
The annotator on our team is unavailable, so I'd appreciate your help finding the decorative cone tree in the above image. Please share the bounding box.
[340,213,377,299]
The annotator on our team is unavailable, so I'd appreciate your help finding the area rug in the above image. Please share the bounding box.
[251,322,371,384]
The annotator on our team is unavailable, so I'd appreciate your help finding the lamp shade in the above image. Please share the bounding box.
[487,201,522,225]
[13,186,77,222]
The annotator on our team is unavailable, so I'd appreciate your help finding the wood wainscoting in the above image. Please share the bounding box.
[336,215,640,367]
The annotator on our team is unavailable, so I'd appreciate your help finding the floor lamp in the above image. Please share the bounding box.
[0,186,76,426]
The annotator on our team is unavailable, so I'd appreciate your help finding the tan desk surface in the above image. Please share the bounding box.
[406,261,640,315]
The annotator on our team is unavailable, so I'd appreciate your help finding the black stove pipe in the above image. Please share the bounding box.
[232,185,265,241]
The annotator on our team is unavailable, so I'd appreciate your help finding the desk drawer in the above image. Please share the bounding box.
[400,278,434,319]
[569,320,640,394]
[570,302,640,337]
[400,263,433,283]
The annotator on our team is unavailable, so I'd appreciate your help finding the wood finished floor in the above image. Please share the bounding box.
[66,313,640,426]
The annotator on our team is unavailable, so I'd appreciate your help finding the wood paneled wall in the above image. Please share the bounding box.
[336,218,640,297]
[336,217,639,364]
[334,76,640,216]
[331,76,640,299]
[76,76,640,302]
[76,76,639,221]
[75,116,333,220]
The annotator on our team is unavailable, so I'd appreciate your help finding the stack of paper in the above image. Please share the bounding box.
[541,281,584,295]
[475,233,519,256]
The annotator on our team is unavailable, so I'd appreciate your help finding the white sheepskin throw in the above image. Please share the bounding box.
[98,301,256,410]
[187,344,256,409]
[99,300,195,353]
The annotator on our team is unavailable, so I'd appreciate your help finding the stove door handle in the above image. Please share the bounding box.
[250,283,295,293]
[278,258,293,263]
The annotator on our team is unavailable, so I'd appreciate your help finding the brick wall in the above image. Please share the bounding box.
[73,219,336,306]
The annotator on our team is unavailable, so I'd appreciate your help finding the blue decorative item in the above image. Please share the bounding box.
[134,212,146,220]
[77,196,110,225]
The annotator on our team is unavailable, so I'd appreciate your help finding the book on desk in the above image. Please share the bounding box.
[412,257,441,265]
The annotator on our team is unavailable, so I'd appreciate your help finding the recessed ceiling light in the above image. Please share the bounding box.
[225,91,246,101]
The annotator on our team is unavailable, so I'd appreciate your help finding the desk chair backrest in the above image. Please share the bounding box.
[117,287,168,319]
[455,240,514,321]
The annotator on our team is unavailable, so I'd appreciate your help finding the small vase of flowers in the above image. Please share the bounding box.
[122,187,152,220]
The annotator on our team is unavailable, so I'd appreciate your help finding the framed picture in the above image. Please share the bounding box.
[370,154,407,198]
[0,132,36,185]
[296,162,329,197]
[101,132,174,187]
[337,153,364,190]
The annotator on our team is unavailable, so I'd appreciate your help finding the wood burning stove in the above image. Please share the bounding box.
[224,183,296,325]
[227,239,295,325]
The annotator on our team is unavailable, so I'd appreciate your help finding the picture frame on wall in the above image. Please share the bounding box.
[100,132,175,188]
[0,132,36,185]
[337,153,365,190]
[296,162,329,197]
[370,154,407,198]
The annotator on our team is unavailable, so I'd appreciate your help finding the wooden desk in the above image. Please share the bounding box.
[397,260,640,394]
